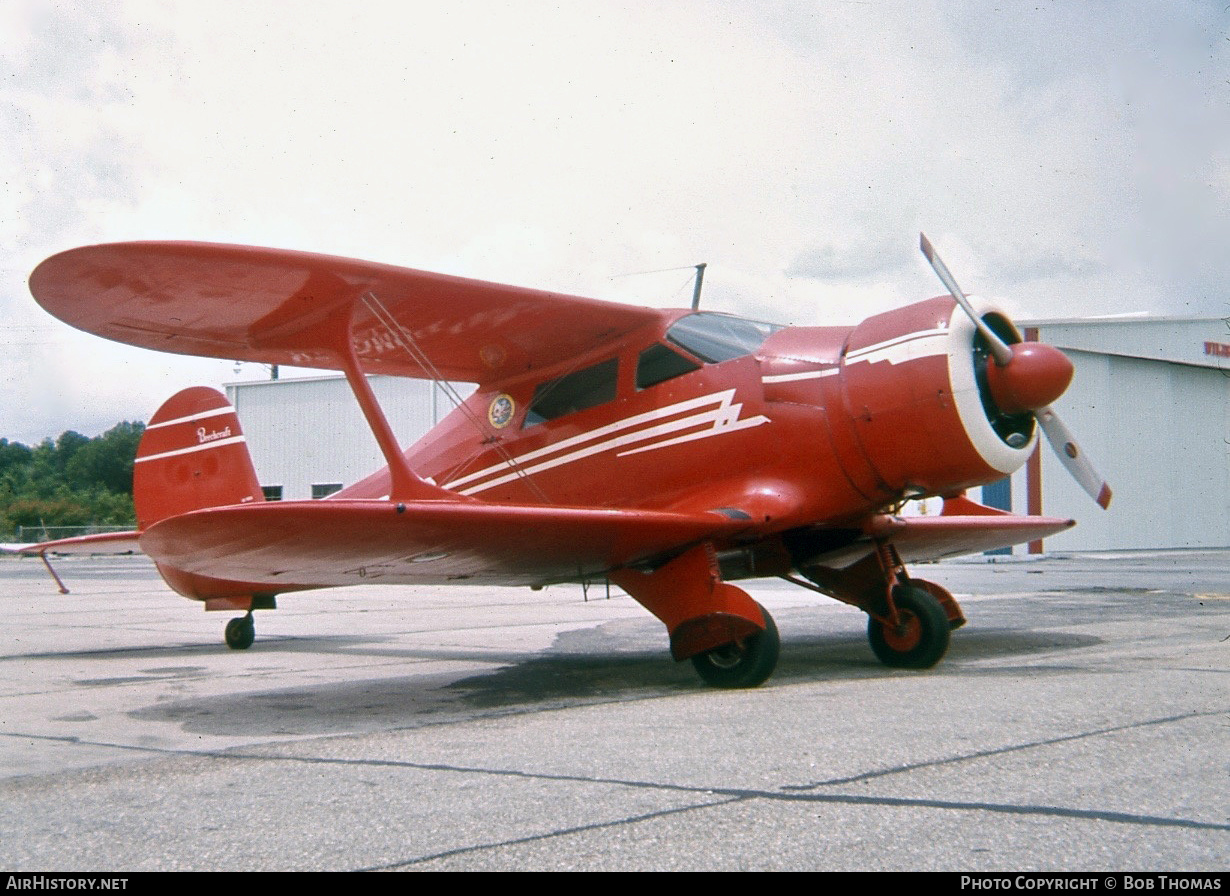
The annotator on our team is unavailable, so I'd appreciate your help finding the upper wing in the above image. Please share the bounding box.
[138,499,752,595]
[30,242,664,385]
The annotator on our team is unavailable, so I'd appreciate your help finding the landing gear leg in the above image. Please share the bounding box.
[224,612,255,650]
[610,543,781,688]
[862,541,951,668]
[691,602,781,688]
[867,584,949,668]
[790,538,962,670]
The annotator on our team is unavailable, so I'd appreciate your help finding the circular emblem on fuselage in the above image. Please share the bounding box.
[488,393,515,429]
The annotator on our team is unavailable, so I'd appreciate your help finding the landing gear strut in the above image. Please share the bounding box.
[788,535,964,671]
[224,612,255,650]
[610,543,781,688]
[691,603,781,689]
[867,584,949,668]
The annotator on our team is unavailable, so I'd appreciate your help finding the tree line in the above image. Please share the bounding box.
[0,422,143,539]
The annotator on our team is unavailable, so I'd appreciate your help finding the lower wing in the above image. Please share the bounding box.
[867,512,1075,563]
[790,496,1074,572]
[138,499,753,594]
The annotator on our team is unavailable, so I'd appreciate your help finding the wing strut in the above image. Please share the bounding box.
[360,292,552,505]
[337,332,455,502]
[39,551,70,594]
[360,292,475,424]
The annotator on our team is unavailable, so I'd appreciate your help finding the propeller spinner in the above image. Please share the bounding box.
[919,233,1112,509]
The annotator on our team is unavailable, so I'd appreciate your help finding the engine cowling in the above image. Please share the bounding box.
[837,296,1067,499]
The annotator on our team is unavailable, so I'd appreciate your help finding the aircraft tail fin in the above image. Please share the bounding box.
[134,387,264,528]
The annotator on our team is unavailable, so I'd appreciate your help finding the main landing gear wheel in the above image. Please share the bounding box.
[224,613,255,650]
[691,604,780,689]
[868,585,949,669]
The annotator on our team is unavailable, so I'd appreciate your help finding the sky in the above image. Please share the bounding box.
[2,0,1227,444]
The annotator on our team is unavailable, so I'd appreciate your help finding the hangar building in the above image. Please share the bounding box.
[226,316,1229,553]
[1008,316,1228,552]
[226,375,461,502]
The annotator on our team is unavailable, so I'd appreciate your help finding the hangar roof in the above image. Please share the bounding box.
[1022,316,1229,370]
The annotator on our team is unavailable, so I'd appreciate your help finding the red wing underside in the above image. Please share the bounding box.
[29,242,664,385]
[138,500,751,594]
[866,513,1075,564]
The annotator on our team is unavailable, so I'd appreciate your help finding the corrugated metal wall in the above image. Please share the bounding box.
[227,375,454,501]
[1014,326,1230,550]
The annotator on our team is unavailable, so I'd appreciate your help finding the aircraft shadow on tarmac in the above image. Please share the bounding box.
[125,610,1102,738]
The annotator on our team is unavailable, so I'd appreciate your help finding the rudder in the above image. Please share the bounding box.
[135,387,263,528]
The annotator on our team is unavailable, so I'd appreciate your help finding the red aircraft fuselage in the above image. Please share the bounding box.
[340,297,1043,539]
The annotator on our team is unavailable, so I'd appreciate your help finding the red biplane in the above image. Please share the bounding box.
[17,234,1110,687]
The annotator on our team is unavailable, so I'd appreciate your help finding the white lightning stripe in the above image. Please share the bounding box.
[144,407,236,430]
[456,403,756,495]
[447,389,767,495]
[845,327,950,366]
[445,390,742,491]
[846,325,949,358]
[762,368,840,384]
[134,436,247,464]
[617,414,768,456]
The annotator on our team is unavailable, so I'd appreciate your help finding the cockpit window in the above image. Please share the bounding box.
[665,312,783,364]
[524,358,618,426]
[636,343,701,390]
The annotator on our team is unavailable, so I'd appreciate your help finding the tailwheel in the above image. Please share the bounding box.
[691,604,780,689]
[868,585,949,669]
[224,612,255,650]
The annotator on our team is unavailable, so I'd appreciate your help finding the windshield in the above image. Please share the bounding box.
[665,312,783,363]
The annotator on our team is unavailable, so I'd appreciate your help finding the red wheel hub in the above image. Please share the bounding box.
[881,610,922,652]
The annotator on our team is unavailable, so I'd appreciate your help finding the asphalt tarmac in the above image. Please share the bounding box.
[0,550,1226,871]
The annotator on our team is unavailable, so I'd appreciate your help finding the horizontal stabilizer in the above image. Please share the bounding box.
[1,530,141,556]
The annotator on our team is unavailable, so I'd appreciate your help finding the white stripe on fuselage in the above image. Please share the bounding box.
[844,326,949,367]
[443,389,768,496]
[762,327,949,386]
[761,368,840,384]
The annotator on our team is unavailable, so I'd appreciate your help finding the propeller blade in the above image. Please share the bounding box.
[919,233,1015,367]
[1036,405,1113,509]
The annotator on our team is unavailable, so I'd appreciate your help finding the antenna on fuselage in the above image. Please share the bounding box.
[610,263,709,308]
[691,263,706,310]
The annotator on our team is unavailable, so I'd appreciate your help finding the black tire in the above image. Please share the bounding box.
[691,604,780,688]
[868,584,949,669]
[224,614,255,650]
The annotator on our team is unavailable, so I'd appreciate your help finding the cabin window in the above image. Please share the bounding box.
[636,343,701,390]
[524,358,619,426]
[666,312,782,363]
